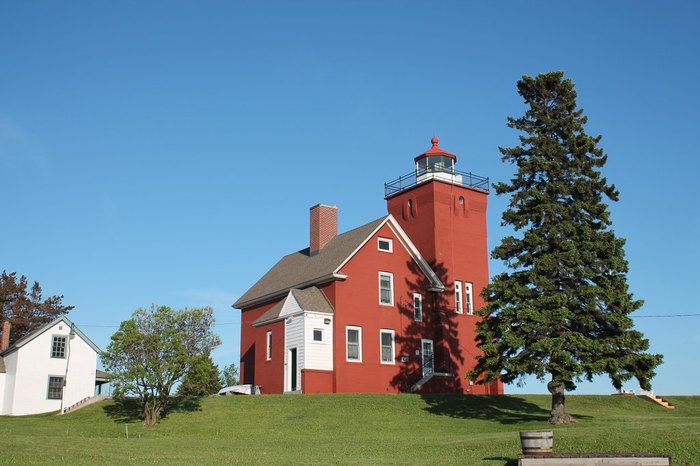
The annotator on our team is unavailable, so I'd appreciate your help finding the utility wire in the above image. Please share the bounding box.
[634,313,700,318]
[75,314,700,330]
[78,321,241,328]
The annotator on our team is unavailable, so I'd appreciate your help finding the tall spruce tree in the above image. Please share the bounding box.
[469,72,662,424]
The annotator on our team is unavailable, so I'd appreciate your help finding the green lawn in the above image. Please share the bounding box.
[1,394,698,465]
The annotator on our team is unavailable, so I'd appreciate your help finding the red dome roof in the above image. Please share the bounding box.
[414,136,457,162]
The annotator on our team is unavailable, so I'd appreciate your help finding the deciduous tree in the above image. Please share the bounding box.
[0,271,74,345]
[469,72,662,424]
[101,305,221,426]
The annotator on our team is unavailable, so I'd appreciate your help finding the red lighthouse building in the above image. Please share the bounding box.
[234,137,503,395]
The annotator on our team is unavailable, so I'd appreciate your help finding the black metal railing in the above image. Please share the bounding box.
[384,167,489,198]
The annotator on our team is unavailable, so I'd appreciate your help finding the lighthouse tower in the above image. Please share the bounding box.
[384,137,495,392]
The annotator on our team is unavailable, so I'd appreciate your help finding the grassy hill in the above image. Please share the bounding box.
[1,394,698,465]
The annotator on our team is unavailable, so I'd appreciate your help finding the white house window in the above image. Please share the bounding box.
[455,281,463,314]
[266,331,272,361]
[313,328,324,342]
[51,336,66,358]
[379,272,394,306]
[377,237,393,253]
[47,376,64,400]
[413,293,423,322]
[464,282,474,314]
[380,329,395,364]
[346,326,362,362]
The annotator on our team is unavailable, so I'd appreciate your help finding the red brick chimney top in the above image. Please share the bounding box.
[309,204,338,256]
[1,320,11,352]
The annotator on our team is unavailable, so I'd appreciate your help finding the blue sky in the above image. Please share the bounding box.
[2,1,698,395]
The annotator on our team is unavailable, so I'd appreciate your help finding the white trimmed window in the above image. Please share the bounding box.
[346,326,362,362]
[464,282,474,314]
[266,330,272,360]
[413,293,423,321]
[51,336,66,358]
[379,272,394,306]
[377,237,393,253]
[455,281,463,314]
[380,329,395,364]
[47,376,64,400]
[313,328,324,343]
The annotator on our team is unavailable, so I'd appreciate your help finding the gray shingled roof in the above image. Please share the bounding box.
[291,287,334,314]
[252,286,335,326]
[234,216,388,309]
[252,298,286,326]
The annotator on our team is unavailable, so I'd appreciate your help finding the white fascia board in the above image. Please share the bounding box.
[1,315,101,356]
[236,273,348,310]
[331,214,444,292]
[333,216,391,274]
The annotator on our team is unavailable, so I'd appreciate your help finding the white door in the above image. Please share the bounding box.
[421,339,434,377]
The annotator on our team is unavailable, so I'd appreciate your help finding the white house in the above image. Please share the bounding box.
[0,316,100,416]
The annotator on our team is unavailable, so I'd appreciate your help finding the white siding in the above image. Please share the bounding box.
[303,313,333,371]
[0,374,4,413]
[0,354,16,415]
[284,314,304,392]
[3,321,97,416]
[279,294,302,319]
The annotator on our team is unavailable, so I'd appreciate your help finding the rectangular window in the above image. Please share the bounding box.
[464,282,474,314]
[313,328,324,342]
[380,330,395,364]
[377,237,393,253]
[413,293,423,321]
[346,326,362,362]
[47,376,64,400]
[266,331,272,361]
[379,272,394,306]
[455,281,463,314]
[51,336,66,358]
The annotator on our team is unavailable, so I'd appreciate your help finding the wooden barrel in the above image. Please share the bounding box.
[519,430,553,454]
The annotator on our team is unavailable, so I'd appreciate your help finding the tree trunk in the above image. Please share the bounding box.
[547,380,576,424]
[143,399,162,427]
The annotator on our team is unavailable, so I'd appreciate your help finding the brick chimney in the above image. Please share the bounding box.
[1,320,11,351]
[309,204,338,255]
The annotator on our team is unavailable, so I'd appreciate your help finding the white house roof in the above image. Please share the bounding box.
[0,315,101,357]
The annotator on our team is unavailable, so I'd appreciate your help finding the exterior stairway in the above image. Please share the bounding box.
[638,393,675,409]
[61,395,111,414]
[409,372,454,392]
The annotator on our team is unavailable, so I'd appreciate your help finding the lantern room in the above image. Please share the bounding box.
[415,136,457,175]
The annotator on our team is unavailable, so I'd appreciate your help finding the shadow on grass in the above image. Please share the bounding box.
[421,394,594,424]
[482,457,518,466]
[102,396,203,424]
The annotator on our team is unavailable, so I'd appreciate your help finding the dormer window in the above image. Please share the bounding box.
[378,238,393,253]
